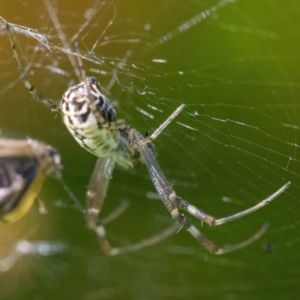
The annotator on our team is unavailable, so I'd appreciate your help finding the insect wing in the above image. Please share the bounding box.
[86,156,115,228]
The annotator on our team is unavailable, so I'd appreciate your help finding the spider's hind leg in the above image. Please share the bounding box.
[170,206,269,254]
[95,201,180,255]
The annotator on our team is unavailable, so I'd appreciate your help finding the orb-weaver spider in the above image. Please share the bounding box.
[5,21,290,255]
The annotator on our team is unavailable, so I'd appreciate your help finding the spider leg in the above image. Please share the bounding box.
[95,201,180,255]
[87,155,179,255]
[100,200,130,224]
[215,223,269,254]
[134,104,185,147]
[172,206,269,254]
[138,139,278,254]
[42,1,125,130]
[171,181,290,226]
[136,127,290,226]
[86,156,116,229]
[6,23,60,112]
[43,0,82,81]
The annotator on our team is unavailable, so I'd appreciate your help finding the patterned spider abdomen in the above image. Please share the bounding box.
[60,77,120,157]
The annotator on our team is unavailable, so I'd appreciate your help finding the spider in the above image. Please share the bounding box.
[5,21,290,255]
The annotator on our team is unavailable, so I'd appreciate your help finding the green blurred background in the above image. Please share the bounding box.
[0,0,300,299]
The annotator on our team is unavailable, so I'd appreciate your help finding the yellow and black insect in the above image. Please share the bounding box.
[0,138,61,223]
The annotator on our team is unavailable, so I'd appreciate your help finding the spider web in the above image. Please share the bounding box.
[0,0,299,299]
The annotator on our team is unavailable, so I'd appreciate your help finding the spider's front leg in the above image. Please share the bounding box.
[132,104,185,148]
[6,22,61,113]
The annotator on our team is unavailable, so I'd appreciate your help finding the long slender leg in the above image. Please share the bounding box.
[42,1,127,131]
[86,157,115,229]
[134,104,185,147]
[132,101,290,229]
[171,206,269,254]
[170,182,290,226]
[138,133,290,226]
[6,23,60,112]
[86,156,179,255]
[215,223,269,254]
[96,223,180,256]
[100,200,129,224]
[139,140,285,253]
[43,0,81,81]
[44,0,121,134]
[95,207,180,256]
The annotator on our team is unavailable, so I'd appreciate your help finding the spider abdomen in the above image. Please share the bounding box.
[60,78,119,157]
